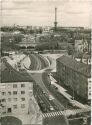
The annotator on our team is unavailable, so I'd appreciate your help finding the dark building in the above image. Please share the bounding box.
[56,55,91,101]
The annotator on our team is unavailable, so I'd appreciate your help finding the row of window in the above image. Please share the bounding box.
[0,104,25,110]
[13,84,25,88]
[1,91,25,95]
[1,98,25,102]
[13,104,25,109]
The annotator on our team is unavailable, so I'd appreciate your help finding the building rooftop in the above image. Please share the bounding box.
[1,61,33,83]
[57,55,91,77]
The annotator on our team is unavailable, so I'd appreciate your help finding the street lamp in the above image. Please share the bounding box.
[72,88,74,100]
[70,83,74,100]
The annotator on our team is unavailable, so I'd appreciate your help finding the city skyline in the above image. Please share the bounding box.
[1,1,91,124]
[1,0,92,27]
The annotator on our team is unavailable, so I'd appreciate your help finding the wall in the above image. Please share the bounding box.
[56,60,88,100]
[0,82,32,114]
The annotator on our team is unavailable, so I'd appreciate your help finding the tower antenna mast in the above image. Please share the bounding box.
[54,7,58,31]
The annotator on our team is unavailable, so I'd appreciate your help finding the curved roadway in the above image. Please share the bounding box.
[23,54,65,111]
[29,54,40,70]
[30,72,65,112]
[27,54,77,111]
[24,54,50,71]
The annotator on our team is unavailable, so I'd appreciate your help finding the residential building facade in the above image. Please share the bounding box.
[56,55,91,101]
[0,82,32,114]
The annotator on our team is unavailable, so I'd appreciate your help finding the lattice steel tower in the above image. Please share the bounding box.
[54,7,58,31]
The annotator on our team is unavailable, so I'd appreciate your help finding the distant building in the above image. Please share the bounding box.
[75,53,91,65]
[75,39,84,53]
[88,78,91,100]
[43,26,51,33]
[0,82,32,114]
[56,55,91,101]
[17,34,38,49]
[75,39,88,53]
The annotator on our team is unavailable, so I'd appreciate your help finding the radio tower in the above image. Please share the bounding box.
[54,7,58,31]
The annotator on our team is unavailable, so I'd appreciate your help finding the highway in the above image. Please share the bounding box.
[29,54,39,70]
[31,72,66,113]
[27,54,49,70]
[37,54,49,69]
[24,54,75,113]
[33,83,61,113]
[42,72,71,109]
[27,54,87,112]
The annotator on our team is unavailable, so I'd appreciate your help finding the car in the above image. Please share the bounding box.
[42,91,45,94]
[49,95,54,100]
[50,106,54,111]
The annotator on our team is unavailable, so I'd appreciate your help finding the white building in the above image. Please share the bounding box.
[75,39,88,53]
[88,78,91,100]
[0,82,32,115]
[75,39,84,53]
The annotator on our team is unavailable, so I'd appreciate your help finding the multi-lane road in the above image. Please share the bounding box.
[26,54,68,113]
[24,53,90,113]
[25,54,49,71]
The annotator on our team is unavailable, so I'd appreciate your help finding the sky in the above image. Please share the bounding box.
[0,0,92,27]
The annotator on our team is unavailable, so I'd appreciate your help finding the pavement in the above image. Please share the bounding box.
[21,54,50,72]
[42,54,64,72]
[23,54,57,73]
[30,72,66,111]
[40,54,51,67]
[31,73,49,94]
[49,75,90,110]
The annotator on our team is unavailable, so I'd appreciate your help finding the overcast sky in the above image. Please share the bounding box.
[1,0,92,27]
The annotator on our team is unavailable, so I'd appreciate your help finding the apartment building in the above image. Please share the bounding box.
[0,82,33,114]
[56,55,91,101]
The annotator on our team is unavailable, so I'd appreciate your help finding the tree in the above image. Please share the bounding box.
[1,116,22,125]
[67,44,74,55]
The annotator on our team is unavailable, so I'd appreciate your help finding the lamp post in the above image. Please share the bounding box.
[54,7,58,31]
[72,87,74,100]
[70,83,74,100]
